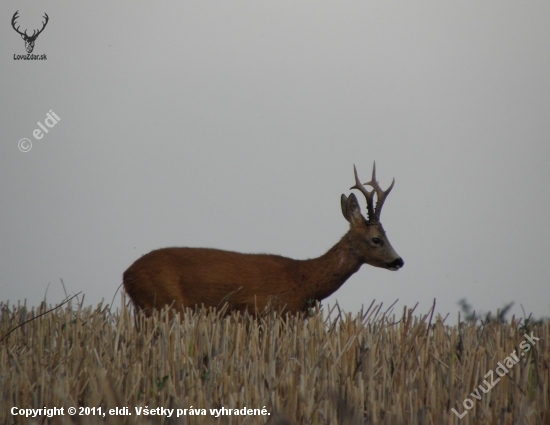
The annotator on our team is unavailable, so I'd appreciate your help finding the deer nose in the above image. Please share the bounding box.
[387,257,404,270]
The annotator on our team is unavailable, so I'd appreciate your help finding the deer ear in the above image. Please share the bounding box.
[341,194,349,221]
[341,193,362,225]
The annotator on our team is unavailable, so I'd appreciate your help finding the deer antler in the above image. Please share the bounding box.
[350,163,395,223]
[33,13,49,39]
[11,11,26,37]
[11,11,49,40]
[350,164,376,221]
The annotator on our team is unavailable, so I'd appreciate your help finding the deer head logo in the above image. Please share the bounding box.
[11,11,49,54]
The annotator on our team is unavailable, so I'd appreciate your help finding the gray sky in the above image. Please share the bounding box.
[2,1,549,321]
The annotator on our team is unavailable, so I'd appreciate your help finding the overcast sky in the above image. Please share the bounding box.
[2,1,549,321]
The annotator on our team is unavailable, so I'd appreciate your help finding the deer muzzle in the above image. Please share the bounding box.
[386,257,404,271]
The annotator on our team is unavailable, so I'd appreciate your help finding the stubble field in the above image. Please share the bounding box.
[1,297,548,424]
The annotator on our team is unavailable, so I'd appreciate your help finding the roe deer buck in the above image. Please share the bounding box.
[123,164,404,315]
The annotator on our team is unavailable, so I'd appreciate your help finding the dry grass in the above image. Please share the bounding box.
[1,297,548,425]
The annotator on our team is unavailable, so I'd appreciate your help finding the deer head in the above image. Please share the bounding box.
[12,11,49,54]
[340,163,403,271]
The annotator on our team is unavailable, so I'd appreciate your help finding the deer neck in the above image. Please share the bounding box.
[297,232,363,302]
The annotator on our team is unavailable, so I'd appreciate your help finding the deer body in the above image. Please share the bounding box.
[123,164,404,315]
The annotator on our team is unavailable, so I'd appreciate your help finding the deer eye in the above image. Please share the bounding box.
[372,238,382,245]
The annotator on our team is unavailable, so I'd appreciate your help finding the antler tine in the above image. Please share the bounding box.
[11,10,19,26]
[350,164,376,222]
[11,11,26,36]
[32,13,49,38]
[40,13,49,31]
[362,161,395,219]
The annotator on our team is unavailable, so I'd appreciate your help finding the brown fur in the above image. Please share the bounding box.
[123,212,403,315]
